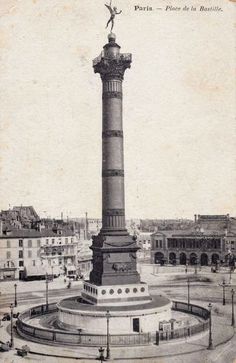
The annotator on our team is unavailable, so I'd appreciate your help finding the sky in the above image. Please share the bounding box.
[0,0,235,219]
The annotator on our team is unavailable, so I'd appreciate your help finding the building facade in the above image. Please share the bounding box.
[151,215,236,266]
[77,239,92,278]
[0,224,77,280]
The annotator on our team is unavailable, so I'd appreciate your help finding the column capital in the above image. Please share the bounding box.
[93,54,132,80]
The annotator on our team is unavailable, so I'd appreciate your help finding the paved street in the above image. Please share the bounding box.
[0,276,84,310]
[0,265,235,362]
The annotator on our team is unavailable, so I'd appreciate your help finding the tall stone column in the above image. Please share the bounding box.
[94,33,130,235]
[90,33,140,286]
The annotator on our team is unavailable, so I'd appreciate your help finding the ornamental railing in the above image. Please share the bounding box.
[93,52,132,66]
[16,301,209,347]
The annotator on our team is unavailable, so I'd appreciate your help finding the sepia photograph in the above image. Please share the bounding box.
[0,0,235,362]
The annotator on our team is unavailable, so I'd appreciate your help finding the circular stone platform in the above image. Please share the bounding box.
[16,300,210,347]
[57,294,171,334]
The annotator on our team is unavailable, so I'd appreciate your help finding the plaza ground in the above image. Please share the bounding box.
[0,265,235,362]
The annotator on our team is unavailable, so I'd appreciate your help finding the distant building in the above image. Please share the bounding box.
[136,232,152,251]
[126,219,141,235]
[194,214,231,231]
[136,232,152,262]
[87,219,102,236]
[0,222,77,280]
[140,218,194,232]
[0,206,40,229]
[151,214,236,266]
[77,239,92,278]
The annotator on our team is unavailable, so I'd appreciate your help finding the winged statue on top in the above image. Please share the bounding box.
[105,0,122,32]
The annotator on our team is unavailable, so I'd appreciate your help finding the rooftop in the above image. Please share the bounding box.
[0,228,74,239]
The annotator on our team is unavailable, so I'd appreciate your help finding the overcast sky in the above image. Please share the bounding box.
[0,0,235,219]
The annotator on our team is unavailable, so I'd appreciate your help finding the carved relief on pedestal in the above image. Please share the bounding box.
[112,262,132,272]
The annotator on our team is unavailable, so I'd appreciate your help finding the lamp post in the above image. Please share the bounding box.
[10,303,14,348]
[98,347,105,363]
[45,273,49,311]
[219,280,227,305]
[170,318,176,339]
[105,310,111,360]
[14,283,17,307]
[51,265,54,281]
[231,289,235,327]
[229,266,232,284]
[187,278,190,307]
[207,303,214,350]
[194,259,198,275]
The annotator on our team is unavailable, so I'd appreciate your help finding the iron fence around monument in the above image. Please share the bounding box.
[17,317,151,346]
[29,302,58,318]
[16,301,209,346]
[158,321,209,342]
[172,301,210,320]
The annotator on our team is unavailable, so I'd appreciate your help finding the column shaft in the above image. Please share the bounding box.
[102,79,125,232]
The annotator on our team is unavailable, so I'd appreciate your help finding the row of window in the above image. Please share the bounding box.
[6,250,41,259]
[6,245,76,259]
[13,259,73,268]
[17,260,35,267]
[6,237,74,249]
[18,260,35,267]
[167,238,221,250]
[6,239,41,248]
[45,238,74,245]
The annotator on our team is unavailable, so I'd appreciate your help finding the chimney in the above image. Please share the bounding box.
[194,214,197,223]
[85,212,88,240]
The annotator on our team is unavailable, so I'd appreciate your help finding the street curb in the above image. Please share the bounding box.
[21,328,235,361]
[29,350,96,360]
[214,327,235,349]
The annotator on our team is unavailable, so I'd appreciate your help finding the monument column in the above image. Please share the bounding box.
[89,33,140,286]
[94,33,130,235]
